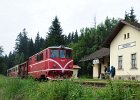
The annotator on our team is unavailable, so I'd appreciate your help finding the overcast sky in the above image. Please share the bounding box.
[0,0,140,55]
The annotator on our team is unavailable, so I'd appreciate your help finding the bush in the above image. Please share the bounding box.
[94,79,140,100]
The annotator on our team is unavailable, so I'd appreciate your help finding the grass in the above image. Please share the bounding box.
[0,75,140,100]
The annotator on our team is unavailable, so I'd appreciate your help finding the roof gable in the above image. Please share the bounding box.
[103,20,140,48]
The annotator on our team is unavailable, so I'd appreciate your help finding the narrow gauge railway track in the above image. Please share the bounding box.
[74,80,107,87]
[74,80,140,87]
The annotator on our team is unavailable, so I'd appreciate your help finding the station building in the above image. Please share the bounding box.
[80,20,140,80]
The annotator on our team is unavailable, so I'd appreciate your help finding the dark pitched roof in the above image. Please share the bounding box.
[79,48,110,62]
[103,20,140,48]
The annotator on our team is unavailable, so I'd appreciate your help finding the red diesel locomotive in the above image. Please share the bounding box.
[7,46,73,80]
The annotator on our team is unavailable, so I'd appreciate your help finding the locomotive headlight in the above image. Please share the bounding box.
[53,64,56,68]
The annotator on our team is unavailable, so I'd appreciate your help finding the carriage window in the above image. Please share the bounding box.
[60,50,65,58]
[66,50,72,58]
[50,50,59,58]
[37,53,43,61]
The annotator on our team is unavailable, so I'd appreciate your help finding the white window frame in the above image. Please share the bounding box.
[131,53,137,69]
[118,56,123,69]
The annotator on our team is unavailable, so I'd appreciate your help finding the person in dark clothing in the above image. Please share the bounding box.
[104,66,107,73]
[107,66,111,74]
[112,67,116,77]
[104,65,110,79]
[111,66,115,78]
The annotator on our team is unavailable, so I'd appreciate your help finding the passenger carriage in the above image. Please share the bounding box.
[7,65,19,77]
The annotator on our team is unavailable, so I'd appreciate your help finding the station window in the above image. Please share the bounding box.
[118,56,122,69]
[124,33,130,39]
[127,33,130,38]
[131,53,137,69]
[124,34,126,39]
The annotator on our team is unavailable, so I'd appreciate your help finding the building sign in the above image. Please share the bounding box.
[93,59,99,64]
[118,41,136,49]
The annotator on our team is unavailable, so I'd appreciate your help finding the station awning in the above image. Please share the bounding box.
[79,48,110,62]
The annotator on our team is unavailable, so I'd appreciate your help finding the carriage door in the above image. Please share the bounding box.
[24,63,28,77]
[18,65,22,78]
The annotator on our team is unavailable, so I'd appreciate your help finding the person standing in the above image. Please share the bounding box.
[112,66,116,78]
[110,66,115,79]
[106,65,111,79]
[104,66,107,73]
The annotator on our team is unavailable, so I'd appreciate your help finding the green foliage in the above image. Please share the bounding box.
[46,16,65,46]
[0,47,7,75]
[28,38,35,57]
[0,76,140,100]
[0,46,3,56]
[15,28,29,60]
[125,7,138,23]
[34,33,45,53]
[66,30,79,45]
[14,52,24,64]
[69,17,118,77]
[0,76,94,100]
[71,17,118,63]
[94,79,140,100]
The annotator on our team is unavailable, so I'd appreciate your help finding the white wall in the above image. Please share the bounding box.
[110,25,140,76]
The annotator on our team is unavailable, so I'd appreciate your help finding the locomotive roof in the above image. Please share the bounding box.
[29,46,72,58]
[47,46,72,50]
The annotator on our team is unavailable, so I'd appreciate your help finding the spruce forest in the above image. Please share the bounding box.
[0,8,138,77]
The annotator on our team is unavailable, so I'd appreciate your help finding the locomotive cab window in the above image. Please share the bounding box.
[60,50,65,58]
[50,49,59,58]
[66,50,72,58]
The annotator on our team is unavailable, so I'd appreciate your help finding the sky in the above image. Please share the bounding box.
[0,0,140,55]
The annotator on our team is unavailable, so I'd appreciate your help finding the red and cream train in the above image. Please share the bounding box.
[7,46,73,80]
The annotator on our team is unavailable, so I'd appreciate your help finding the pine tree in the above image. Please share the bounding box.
[39,37,45,50]
[74,30,78,43]
[125,7,138,23]
[0,47,7,75]
[28,38,34,56]
[129,7,138,23]
[0,46,3,56]
[35,33,41,53]
[67,33,72,44]
[47,16,65,46]
[14,52,24,64]
[15,28,29,60]
[7,52,15,69]
[34,33,45,53]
